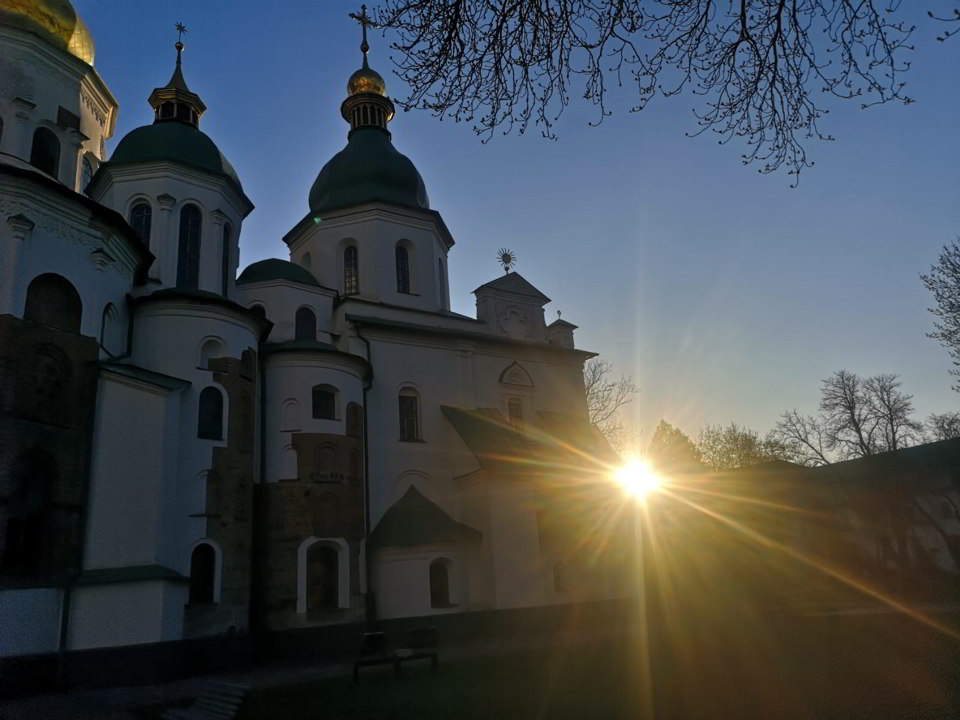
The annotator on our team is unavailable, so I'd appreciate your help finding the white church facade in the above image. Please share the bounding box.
[0,2,630,664]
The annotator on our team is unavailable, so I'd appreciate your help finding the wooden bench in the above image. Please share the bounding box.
[161,679,249,719]
[394,627,439,675]
[352,631,400,683]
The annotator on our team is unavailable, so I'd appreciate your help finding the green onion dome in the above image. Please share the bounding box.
[237,258,320,287]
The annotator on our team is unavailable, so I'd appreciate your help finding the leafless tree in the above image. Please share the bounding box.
[583,358,638,449]
[819,369,881,459]
[697,422,788,470]
[375,0,929,182]
[864,374,924,452]
[926,412,960,441]
[770,409,832,466]
[921,238,960,392]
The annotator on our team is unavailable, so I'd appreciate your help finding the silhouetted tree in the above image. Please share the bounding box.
[647,420,702,473]
[583,358,638,450]
[697,423,788,471]
[921,238,960,392]
[926,412,960,441]
[375,0,939,181]
[769,409,832,467]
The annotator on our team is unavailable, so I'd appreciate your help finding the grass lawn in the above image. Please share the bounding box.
[237,642,643,720]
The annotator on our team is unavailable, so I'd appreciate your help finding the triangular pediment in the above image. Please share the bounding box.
[473,272,550,303]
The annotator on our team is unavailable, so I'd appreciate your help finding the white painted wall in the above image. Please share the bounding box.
[373,546,468,619]
[236,279,337,343]
[0,26,116,189]
[68,580,186,650]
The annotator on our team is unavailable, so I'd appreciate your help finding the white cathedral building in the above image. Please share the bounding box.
[0,2,629,663]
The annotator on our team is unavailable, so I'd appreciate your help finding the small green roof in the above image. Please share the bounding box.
[237,258,321,287]
[309,127,429,215]
[369,487,482,550]
[106,120,243,191]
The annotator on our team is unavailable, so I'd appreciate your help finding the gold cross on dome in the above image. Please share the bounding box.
[348,5,379,56]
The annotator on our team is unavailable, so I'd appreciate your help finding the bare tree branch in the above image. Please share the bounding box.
[583,357,638,448]
[376,0,925,183]
[921,238,960,392]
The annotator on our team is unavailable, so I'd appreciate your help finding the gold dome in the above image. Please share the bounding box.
[348,66,386,97]
[0,0,95,65]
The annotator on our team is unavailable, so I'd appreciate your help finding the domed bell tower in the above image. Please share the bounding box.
[341,7,394,135]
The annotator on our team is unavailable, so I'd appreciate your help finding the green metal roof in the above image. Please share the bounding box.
[369,486,482,550]
[237,258,320,287]
[308,127,429,215]
[106,120,243,191]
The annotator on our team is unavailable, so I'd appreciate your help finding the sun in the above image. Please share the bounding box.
[614,459,662,499]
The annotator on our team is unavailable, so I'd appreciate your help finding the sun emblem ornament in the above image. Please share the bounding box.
[497,248,517,274]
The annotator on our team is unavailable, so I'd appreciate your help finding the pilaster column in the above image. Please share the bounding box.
[11,97,36,161]
[210,210,228,296]
[156,194,177,286]
[1,214,34,314]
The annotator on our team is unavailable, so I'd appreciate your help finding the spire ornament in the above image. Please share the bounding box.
[497,248,517,274]
[174,23,187,65]
[348,5,380,68]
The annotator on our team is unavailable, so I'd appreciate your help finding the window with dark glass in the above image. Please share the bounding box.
[398,391,420,441]
[177,204,202,288]
[24,273,82,332]
[160,101,175,119]
[430,559,451,607]
[197,386,224,440]
[30,127,60,177]
[396,245,410,293]
[81,156,93,190]
[129,202,152,244]
[312,385,337,420]
[295,307,317,341]
[221,223,232,296]
[188,544,216,604]
[343,246,359,295]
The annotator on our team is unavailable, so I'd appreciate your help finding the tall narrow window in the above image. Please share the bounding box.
[312,384,337,420]
[343,246,359,295]
[295,307,317,341]
[24,273,82,332]
[221,223,232,296]
[189,544,216,604]
[81,156,93,191]
[307,544,339,610]
[395,245,410,293]
[430,558,451,607]
[177,204,202,288]
[398,389,420,441]
[197,386,224,440]
[30,127,60,177]
[129,202,152,244]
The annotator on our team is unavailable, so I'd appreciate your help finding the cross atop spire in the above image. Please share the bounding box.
[174,22,187,65]
[348,5,379,68]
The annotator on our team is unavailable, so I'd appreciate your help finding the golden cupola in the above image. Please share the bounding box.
[0,0,95,65]
[340,6,394,133]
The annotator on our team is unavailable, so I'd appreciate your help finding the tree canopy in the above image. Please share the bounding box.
[375,1,955,182]
[922,238,960,392]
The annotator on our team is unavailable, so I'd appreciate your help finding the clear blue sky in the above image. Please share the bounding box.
[79,1,959,441]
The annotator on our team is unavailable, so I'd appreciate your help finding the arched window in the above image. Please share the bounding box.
[198,337,225,368]
[1,452,56,578]
[221,223,232,296]
[249,304,267,322]
[282,399,301,431]
[24,273,82,333]
[188,543,216,604]
[295,307,317,341]
[81,156,93,191]
[129,202,152,244]
[197,386,224,440]
[100,303,122,355]
[395,245,410,293]
[160,101,175,120]
[30,127,60,177]
[398,387,420,441]
[343,246,359,295]
[177,204,202,288]
[438,258,446,307]
[430,558,452,607]
[306,544,339,610]
[312,444,338,482]
[312,384,337,420]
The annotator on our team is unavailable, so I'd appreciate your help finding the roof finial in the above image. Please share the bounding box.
[174,22,187,65]
[349,5,379,69]
[497,248,517,274]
